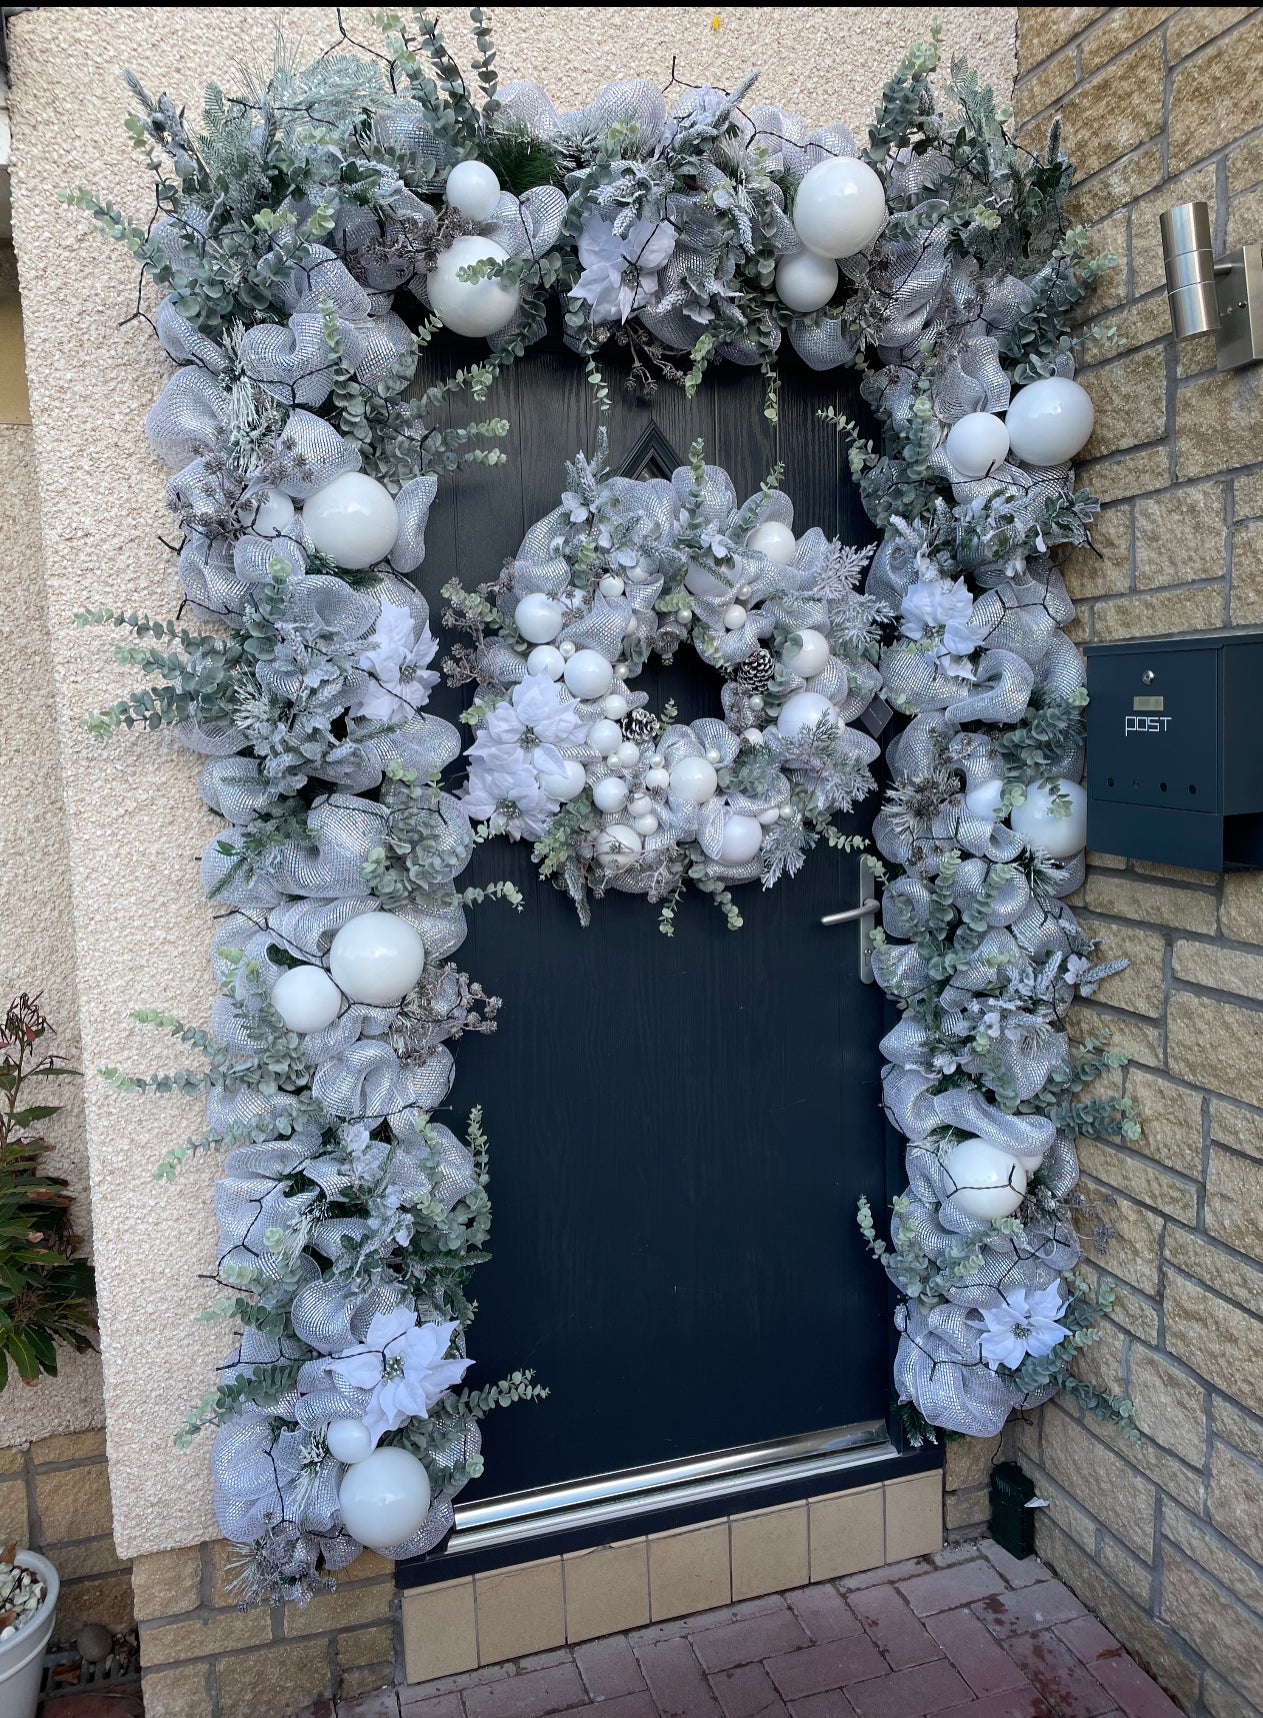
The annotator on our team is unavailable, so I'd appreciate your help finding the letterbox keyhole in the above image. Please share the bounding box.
[1107,776,1115,787]
[1160,781,1168,793]
[1189,784,1197,796]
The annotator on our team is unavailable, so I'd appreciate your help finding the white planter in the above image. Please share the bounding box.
[0,1552,58,1718]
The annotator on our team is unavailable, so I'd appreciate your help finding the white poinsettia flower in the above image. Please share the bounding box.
[326,1309,472,1447]
[570,213,676,324]
[351,600,440,723]
[974,1282,1070,1373]
[898,574,975,640]
[463,749,555,840]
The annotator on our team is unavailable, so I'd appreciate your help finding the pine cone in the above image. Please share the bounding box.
[621,708,659,744]
[733,648,774,694]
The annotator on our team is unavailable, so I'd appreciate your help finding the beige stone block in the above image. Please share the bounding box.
[30,1430,105,1466]
[53,1570,135,1642]
[284,1577,393,1638]
[139,1606,272,1667]
[562,1538,648,1643]
[35,1459,113,1544]
[1209,1100,1263,1161]
[1134,484,1226,589]
[1088,1259,1162,1344]
[1134,858,1220,884]
[1169,991,1263,1105]
[1067,1311,1127,1400]
[1204,1670,1260,1718]
[1210,1440,1263,1565]
[1082,347,1168,460]
[1057,36,1165,180]
[1230,127,1263,196]
[1166,1223,1263,1306]
[0,1477,28,1547]
[1227,183,1263,256]
[1231,518,1263,623]
[1083,871,1219,934]
[944,1488,990,1534]
[1071,1003,1164,1071]
[884,1472,943,1563]
[1074,147,1164,232]
[1080,1185,1164,1298]
[1078,1138,1198,1224]
[1206,1145,1263,1257]
[217,1638,331,1718]
[1080,445,1171,505]
[1097,293,1174,361]
[401,1578,477,1684]
[730,1503,808,1601]
[1099,1406,1204,1512]
[1093,583,1225,640]
[1080,217,1130,318]
[1034,1474,1102,1555]
[1171,12,1263,172]
[1082,6,1175,74]
[1133,167,1219,298]
[1165,1498,1263,1614]
[808,1484,884,1581]
[1236,470,1263,518]
[131,1545,201,1622]
[1098,1536,1153,1607]
[1018,6,1108,72]
[1213,1395,1263,1464]
[1014,50,1075,123]
[1127,1070,1204,1178]
[1164,1261,1263,1415]
[1221,871,1263,942]
[1176,330,1219,379]
[647,1522,730,1621]
[1177,363,1263,479]
[1062,505,1131,601]
[141,1662,214,1718]
[474,1557,565,1665]
[1040,1407,1156,1557]
[336,1622,394,1670]
[1129,1347,1207,1467]
[1170,6,1254,62]
[944,1434,1001,1495]
[1161,1554,1263,1708]
[1076,913,1166,1016]
[0,1449,24,1477]
[53,1537,128,1581]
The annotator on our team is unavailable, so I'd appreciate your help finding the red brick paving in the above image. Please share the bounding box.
[330,1542,1183,1718]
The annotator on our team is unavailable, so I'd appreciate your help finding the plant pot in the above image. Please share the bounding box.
[0,1551,58,1718]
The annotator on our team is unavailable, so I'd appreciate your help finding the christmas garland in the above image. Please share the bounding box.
[69,13,1137,1607]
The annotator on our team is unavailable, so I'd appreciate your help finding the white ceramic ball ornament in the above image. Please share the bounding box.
[588,719,622,755]
[602,694,629,720]
[782,628,830,679]
[1011,780,1087,860]
[746,521,796,565]
[329,912,426,1006]
[1005,377,1095,467]
[669,756,718,805]
[444,158,501,221]
[514,593,564,643]
[244,487,295,537]
[270,965,343,1035]
[537,758,586,802]
[717,815,764,865]
[427,235,520,337]
[776,691,838,740]
[645,767,670,792]
[792,156,886,258]
[633,812,660,836]
[526,644,565,680]
[616,741,640,767]
[593,777,630,813]
[964,779,1006,821]
[303,472,399,569]
[599,574,625,599]
[943,1138,1028,1221]
[563,649,614,700]
[596,825,642,870]
[684,564,731,601]
[775,248,839,312]
[723,604,748,630]
[944,412,1010,480]
[326,1417,374,1465]
[338,1445,432,1550]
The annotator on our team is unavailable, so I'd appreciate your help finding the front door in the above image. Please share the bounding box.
[402,331,918,1576]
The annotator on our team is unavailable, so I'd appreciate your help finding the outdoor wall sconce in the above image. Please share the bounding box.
[1160,200,1263,368]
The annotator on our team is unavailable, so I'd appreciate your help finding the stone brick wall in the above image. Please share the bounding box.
[1010,9,1263,1715]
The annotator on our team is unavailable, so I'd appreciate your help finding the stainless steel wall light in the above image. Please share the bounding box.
[1160,200,1263,368]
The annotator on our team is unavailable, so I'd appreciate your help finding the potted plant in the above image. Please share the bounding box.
[0,1544,59,1713]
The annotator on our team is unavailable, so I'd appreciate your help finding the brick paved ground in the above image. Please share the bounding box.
[312,1540,1184,1718]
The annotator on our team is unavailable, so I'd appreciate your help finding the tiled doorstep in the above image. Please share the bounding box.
[307,1538,1184,1718]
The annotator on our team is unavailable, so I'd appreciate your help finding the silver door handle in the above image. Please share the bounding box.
[820,856,880,983]
[820,899,879,925]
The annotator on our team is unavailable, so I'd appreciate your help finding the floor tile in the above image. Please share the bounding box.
[462,1663,588,1718]
[844,1659,973,1717]
[896,1560,1007,1617]
[976,1541,1053,1589]
[848,1585,943,1669]
[971,1578,1087,1640]
[783,1584,863,1644]
[574,1632,646,1700]
[634,1633,723,1716]
[1003,1630,1119,1717]
[709,1660,792,1718]
[692,1608,811,1674]
[764,1635,887,1701]
[924,1606,1029,1697]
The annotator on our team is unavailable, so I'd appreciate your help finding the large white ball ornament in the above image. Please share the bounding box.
[718,814,764,866]
[782,628,831,679]
[596,825,642,871]
[270,965,343,1035]
[243,487,296,538]
[526,644,565,680]
[1011,780,1087,860]
[746,521,796,565]
[329,912,426,1006]
[602,694,629,720]
[776,691,838,740]
[589,719,622,756]
[669,756,718,805]
[645,767,670,792]
[514,593,565,643]
[563,649,614,700]
[944,412,1011,480]
[444,158,502,222]
[792,156,886,259]
[943,1138,1028,1221]
[964,779,1006,821]
[593,777,630,813]
[303,472,400,569]
[1005,377,1095,467]
[537,758,586,802]
[427,235,520,338]
[338,1445,432,1550]
[326,1417,374,1465]
[684,564,732,601]
[775,249,839,313]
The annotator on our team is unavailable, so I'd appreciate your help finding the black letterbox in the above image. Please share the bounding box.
[1084,631,1263,872]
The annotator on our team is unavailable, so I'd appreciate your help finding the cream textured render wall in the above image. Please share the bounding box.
[6,5,1015,1559]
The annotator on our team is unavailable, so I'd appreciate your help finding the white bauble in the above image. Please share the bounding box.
[723,603,748,630]
[270,965,343,1035]
[588,718,622,756]
[616,741,640,767]
[560,640,576,658]
[338,1445,432,1550]
[426,235,520,337]
[1011,780,1087,860]
[758,806,781,826]
[746,521,796,565]
[776,691,838,740]
[964,778,1006,821]
[669,756,718,805]
[326,1417,373,1465]
[944,412,1011,480]
[563,649,614,700]
[775,248,839,312]
[526,644,565,680]
[633,812,660,836]
[792,156,886,258]
[599,574,625,599]
[943,1138,1028,1221]
[782,627,830,679]
[444,158,501,221]
[593,777,630,813]
[303,472,399,569]
[684,564,731,601]
[718,814,764,866]
[602,694,629,720]
[628,794,652,817]
[514,593,564,643]
[1005,377,1095,467]
[645,767,670,792]
[329,912,426,1006]
[537,758,586,802]
[244,487,295,538]
[596,825,642,871]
